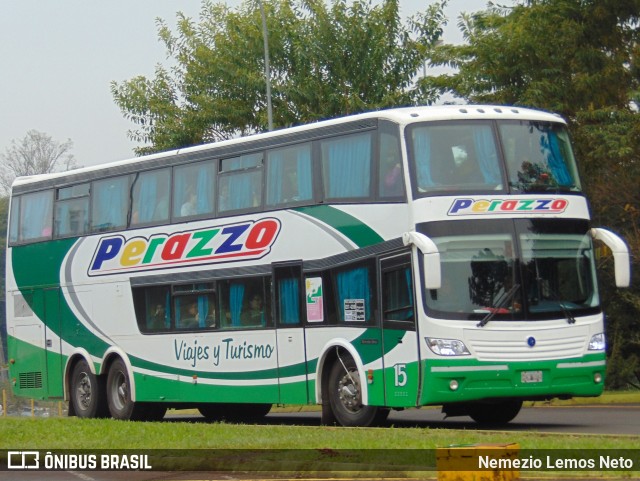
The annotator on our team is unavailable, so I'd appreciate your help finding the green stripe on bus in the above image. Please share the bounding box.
[294,205,384,247]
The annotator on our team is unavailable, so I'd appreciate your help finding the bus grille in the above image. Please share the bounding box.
[19,372,43,390]
[465,329,588,361]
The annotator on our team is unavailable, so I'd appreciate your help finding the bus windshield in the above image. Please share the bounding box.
[421,219,599,321]
[407,120,581,195]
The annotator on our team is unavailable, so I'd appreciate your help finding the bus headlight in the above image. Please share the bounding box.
[588,333,606,351]
[426,338,471,356]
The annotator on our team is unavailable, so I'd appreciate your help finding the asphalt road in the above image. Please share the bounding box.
[262,403,640,436]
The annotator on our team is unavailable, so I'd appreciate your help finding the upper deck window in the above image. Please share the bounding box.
[408,122,503,195]
[321,132,372,199]
[499,121,581,193]
[266,143,313,206]
[55,183,89,237]
[131,169,170,226]
[219,153,263,213]
[11,190,54,243]
[173,160,216,220]
[91,176,130,232]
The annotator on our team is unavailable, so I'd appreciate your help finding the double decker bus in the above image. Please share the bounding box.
[5,105,629,426]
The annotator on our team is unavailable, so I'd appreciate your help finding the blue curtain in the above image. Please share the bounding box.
[95,178,128,230]
[412,129,433,188]
[279,278,300,325]
[196,165,213,214]
[336,267,371,322]
[55,202,72,236]
[164,291,171,328]
[542,132,572,186]
[473,126,501,184]
[324,134,371,198]
[197,295,209,328]
[266,150,285,205]
[230,283,245,327]
[22,191,52,239]
[297,148,313,200]
[137,174,157,223]
[267,146,313,205]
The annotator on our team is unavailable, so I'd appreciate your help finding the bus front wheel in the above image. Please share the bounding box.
[327,356,387,427]
[70,359,108,418]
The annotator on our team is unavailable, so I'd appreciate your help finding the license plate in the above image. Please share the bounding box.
[521,370,543,383]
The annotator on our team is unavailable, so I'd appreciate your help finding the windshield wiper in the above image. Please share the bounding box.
[477,284,520,328]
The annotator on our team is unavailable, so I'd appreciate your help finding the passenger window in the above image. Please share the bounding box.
[218,153,263,213]
[173,161,216,220]
[91,176,130,232]
[19,190,53,242]
[382,263,414,323]
[378,131,405,199]
[9,197,20,244]
[333,262,375,324]
[218,277,272,329]
[131,169,170,226]
[55,183,90,237]
[321,132,372,199]
[266,144,313,206]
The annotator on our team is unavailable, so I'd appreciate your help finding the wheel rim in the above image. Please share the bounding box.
[337,368,362,413]
[75,371,92,411]
[110,370,128,411]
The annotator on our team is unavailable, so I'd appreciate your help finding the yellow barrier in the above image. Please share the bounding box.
[437,443,520,481]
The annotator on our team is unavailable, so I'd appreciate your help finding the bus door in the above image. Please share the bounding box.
[273,262,308,404]
[379,253,422,407]
[43,288,64,398]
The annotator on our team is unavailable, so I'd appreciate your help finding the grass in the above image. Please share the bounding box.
[0,416,636,450]
[1,417,638,478]
[1,391,638,478]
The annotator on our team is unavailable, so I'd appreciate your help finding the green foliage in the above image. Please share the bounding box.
[111,0,446,155]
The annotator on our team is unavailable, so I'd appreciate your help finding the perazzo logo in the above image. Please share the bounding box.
[88,218,281,276]
[448,198,568,216]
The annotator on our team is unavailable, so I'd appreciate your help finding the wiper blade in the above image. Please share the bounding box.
[477,284,520,328]
[558,301,576,324]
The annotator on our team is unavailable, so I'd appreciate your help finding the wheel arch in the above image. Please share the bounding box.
[101,347,137,402]
[315,339,368,405]
[63,348,95,402]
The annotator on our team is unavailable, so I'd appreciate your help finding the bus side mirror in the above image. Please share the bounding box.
[403,231,442,290]
[591,228,630,288]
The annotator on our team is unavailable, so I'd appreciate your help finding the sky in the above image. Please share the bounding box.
[0,0,493,169]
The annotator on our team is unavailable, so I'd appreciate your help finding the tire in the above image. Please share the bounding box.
[468,400,523,425]
[69,359,108,418]
[106,358,138,420]
[327,355,383,427]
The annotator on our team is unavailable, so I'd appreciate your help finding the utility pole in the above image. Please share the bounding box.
[258,0,273,131]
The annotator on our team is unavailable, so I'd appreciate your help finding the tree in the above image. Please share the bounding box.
[111,0,446,155]
[428,0,640,389]
[0,130,76,195]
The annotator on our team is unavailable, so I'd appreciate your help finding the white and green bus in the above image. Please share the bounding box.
[6,105,630,426]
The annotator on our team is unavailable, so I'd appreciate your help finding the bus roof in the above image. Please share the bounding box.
[11,104,564,190]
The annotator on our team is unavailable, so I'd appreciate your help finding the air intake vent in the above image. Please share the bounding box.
[19,372,43,389]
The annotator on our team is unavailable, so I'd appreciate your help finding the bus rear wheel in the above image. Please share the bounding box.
[70,359,108,418]
[328,356,386,427]
[467,400,523,425]
[105,358,168,421]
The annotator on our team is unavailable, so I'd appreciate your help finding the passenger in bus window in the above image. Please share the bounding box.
[382,155,402,197]
[243,293,264,326]
[181,187,197,217]
[148,304,166,331]
[181,301,200,328]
